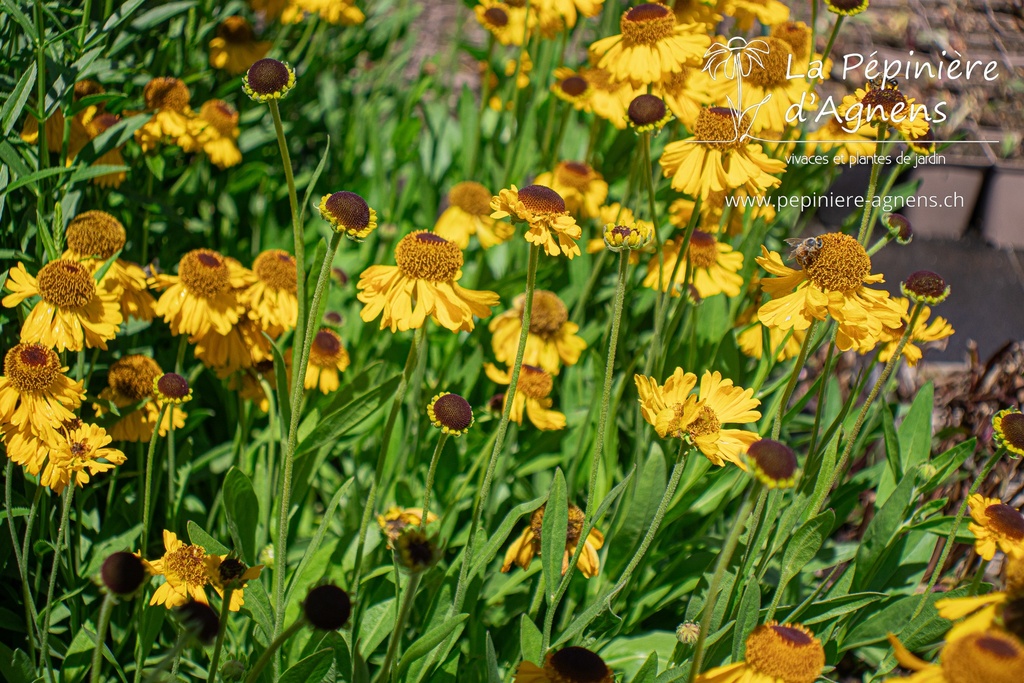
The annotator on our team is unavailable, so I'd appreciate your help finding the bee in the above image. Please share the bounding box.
[868,75,898,90]
[784,236,823,269]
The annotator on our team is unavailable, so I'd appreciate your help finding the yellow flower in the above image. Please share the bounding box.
[577,63,638,129]
[651,66,709,128]
[660,107,787,200]
[489,291,586,375]
[204,556,263,611]
[805,117,878,164]
[485,363,566,431]
[70,108,129,188]
[502,504,604,578]
[208,16,271,75]
[694,622,824,683]
[475,1,531,46]
[135,77,194,152]
[867,298,953,366]
[300,327,350,394]
[968,494,1024,561]
[377,507,439,548]
[193,316,272,377]
[551,67,593,109]
[144,531,213,608]
[994,408,1024,459]
[934,555,1024,642]
[152,248,249,338]
[514,646,614,683]
[735,288,806,362]
[434,181,513,249]
[2,260,122,352]
[532,0,603,35]
[319,190,378,242]
[720,0,790,31]
[533,161,608,220]
[669,190,777,237]
[635,368,761,468]
[63,210,156,322]
[491,185,582,259]
[357,231,500,333]
[837,82,930,140]
[589,3,710,87]
[0,344,84,446]
[94,355,186,443]
[643,231,744,299]
[39,421,126,494]
[286,0,365,25]
[672,0,722,29]
[21,80,103,154]
[180,100,242,169]
[756,232,903,352]
[824,0,869,16]
[885,630,1024,683]
[241,249,298,336]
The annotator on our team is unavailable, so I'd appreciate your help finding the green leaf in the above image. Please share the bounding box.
[520,615,542,666]
[129,0,195,30]
[485,632,501,683]
[186,520,230,555]
[541,469,568,603]
[630,652,659,683]
[396,613,468,678]
[242,578,274,643]
[92,249,122,283]
[359,599,397,657]
[876,401,901,506]
[779,510,834,592]
[267,334,291,435]
[898,382,934,472]
[296,374,401,455]
[853,466,920,591]
[279,649,333,683]
[732,578,761,661]
[470,493,548,577]
[4,166,74,196]
[1,63,36,137]
[223,467,260,564]
[299,136,331,226]
[796,592,887,625]
[921,439,975,495]
[62,626,99,683]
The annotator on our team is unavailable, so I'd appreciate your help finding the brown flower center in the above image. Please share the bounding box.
[686,404,721,438]
[517,365,554,400]
[941,631,1024,683]
[999,412,1024,452]
[178,249,230,298]
[323,191,371,230]
[621,3,675,45]
[744,623,825,683]
[156,373,190,401]
[859,86,910,123]
[66,210,126,259]
[902,270,949,302]
[743,37,793,88]
[628,94,667,126]
[986,504,1024,540]
[526,290,569,337]
[694,107,749,150]
[217,558,247,583]
[772,22,810,60]
[448,181,493,216]
[554,162,596,191]
[483,6,509,27]
[394,231,463,281]
[546,646,611,683]
[310,328,345,366]
[687,231,718,269]
[164,544,209,588]
[253,249,297,293]
[804,232,871,292]
[431,393,474,432]
[245,58,291,96]
[107,355,161,402]
[558,75,589,97]
[4,344,63,392]
[36,260,96,309]
[517,185,567,215]
[748,439,798,483]
[144,77,190,112]
[217,16,254,43]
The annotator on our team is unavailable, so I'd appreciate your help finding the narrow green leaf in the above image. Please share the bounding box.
[853,466,920,591]
[541,469,568,603]
[520,615,542,666]
[129,1,195,30]
[267,334,291,435]
[223,467,260,564]
[296,374,400,455]
[898,382,934,472]
[470,493,549,577]
[779,510,834,591]
[485,632,501,683]
[279,649,333,683]
[732,578,761,661]
[396,613,468,678]
[1,63,36,137]
[92,249,122,283]
[186,520,230,555]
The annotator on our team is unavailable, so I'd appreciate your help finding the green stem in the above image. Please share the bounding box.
[857,125,889,245]
[268,99,307,371]
[541,251,629,650]
[911,449,1003,620]
[243,617,306,683]
[140,404,169,556]
[640,132,665,355]
[772,320,818,440]
[420,434,448,531]
[805,328,837,460]
[79,0,92,47]
[453,244,541,613]
[6,462,39,661]
[499,0,532,188]
[374,572,422,683]
[41,485,75,681]
[34,0,48,174]
[90,593,116,683]
[829,302,924,496]
[205,587,234,683]
[688,485,758,683]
